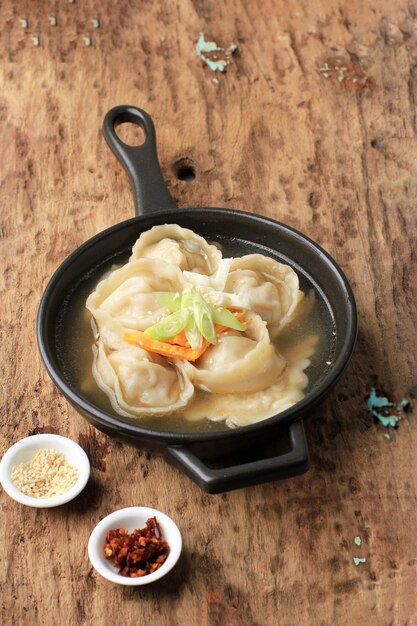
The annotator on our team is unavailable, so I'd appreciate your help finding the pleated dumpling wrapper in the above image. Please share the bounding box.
[86,259,185,349]
[178,312,286,394]
[93,342,194,417]
[225,254,303,338]
[129,224,222,275]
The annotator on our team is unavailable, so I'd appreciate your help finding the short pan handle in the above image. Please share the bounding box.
[102,105,177,216]
[165,420,310,494]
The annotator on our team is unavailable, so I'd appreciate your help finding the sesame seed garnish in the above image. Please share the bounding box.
[11,449,79,498]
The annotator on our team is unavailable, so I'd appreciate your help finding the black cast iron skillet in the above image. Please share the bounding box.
[37,105,357,493]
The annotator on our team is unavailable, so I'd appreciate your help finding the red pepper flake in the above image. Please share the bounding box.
[104,517,170,577]
[319,60,372,90]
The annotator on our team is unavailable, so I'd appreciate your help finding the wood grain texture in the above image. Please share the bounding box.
[0,0,416,624]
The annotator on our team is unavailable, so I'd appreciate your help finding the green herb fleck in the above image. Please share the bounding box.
[367,387,402,428]
[196,32,222,54]
[195,32,231,73]
[202,56,227,73]
[354,536,362,547]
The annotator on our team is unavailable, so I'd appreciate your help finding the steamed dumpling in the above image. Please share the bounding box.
[183,363,308,427]
[179,312,286,394]
[85,225,310,426]
[93,341,194,416]
[183,335,317,427]
[225,254,303,337]
[86,259,184,348]
[130,224,222,274]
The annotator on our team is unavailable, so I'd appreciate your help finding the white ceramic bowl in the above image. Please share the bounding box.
[0,433,90,508]
[88,506,182,585]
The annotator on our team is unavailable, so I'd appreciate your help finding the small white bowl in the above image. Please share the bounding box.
[88,506,182,585]
[0,433,90,508]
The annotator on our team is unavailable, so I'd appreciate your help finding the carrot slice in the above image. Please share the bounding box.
[166,330,189,347]
[124,331,210,361]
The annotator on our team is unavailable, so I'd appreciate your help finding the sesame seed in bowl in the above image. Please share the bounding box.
[0,434,90,508]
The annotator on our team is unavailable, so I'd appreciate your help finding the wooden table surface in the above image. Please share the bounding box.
[1,0,416,624]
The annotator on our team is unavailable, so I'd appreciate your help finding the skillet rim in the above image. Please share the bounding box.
[37,207,357,443]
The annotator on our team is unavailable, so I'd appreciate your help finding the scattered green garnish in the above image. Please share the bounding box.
[146,289,245,347]
[367,387,403,428]
[212,307,245,331]
[191,290,217,345]
[144,310,188,341]
[184,316,202,350]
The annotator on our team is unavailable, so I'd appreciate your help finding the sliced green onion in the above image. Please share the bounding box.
[193,291,216,344]
[180,290,203,348]
[155,292,182,312]
[180,289,195,312]
[144,309,189,341]
[148,288,244,345]
[184,316,202,349]
[212,307,245,331]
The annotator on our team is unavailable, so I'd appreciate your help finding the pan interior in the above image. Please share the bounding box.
[54,228,337,433]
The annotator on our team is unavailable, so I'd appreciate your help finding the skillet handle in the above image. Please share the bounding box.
[164,419,310,494]
[102,105,177,215]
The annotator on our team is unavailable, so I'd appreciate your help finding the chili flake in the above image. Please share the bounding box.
[104,517,170,577]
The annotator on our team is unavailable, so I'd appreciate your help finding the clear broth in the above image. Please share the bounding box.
[55,238,336,432]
